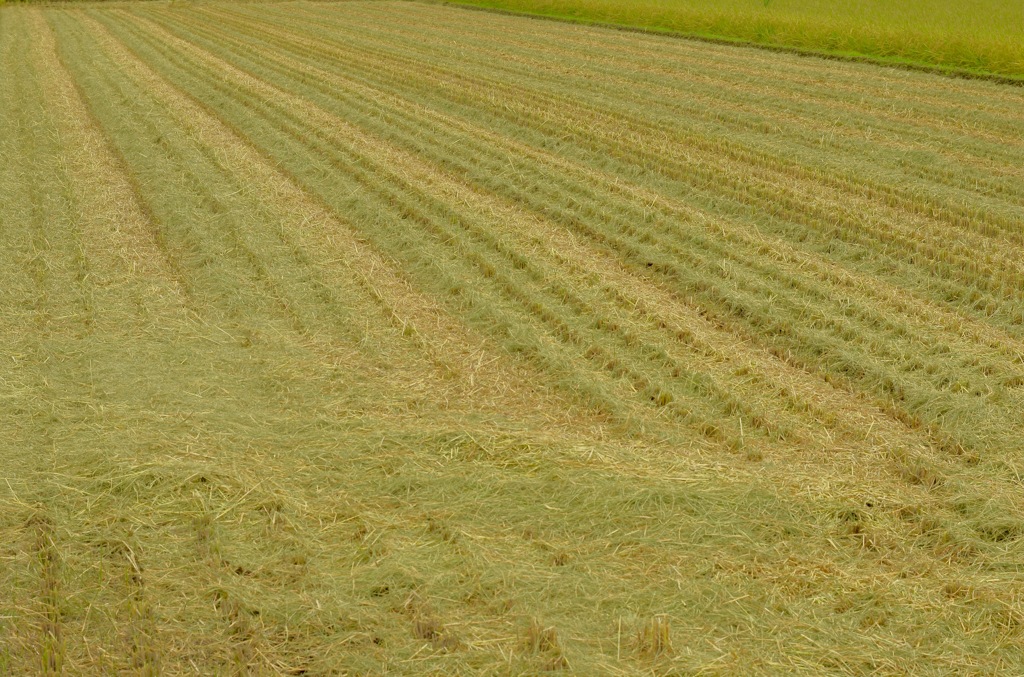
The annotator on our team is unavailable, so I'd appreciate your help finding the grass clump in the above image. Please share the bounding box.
[521,619,570,671]
[635,614,672,660]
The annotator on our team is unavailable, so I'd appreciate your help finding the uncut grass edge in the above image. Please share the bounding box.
[424,0,1024,86]
[4,0,1023,83]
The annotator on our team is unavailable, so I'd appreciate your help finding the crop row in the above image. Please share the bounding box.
[101,4,1024,467]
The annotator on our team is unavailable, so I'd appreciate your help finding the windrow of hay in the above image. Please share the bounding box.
[116,0,1024,518]
[79,10,583,428]
[101,3,971,500]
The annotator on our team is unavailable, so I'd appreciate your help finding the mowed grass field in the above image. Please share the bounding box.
[447,0,1024,80]
[2,1,1024,673]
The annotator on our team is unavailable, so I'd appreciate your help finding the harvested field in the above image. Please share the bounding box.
[1,1,1023,673]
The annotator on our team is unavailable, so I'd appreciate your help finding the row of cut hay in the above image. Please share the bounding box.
[195,2,1024,335]
[23,9,577,673]
[282,2,1024,227]
[114,0,1024,565]
[97,10,729,440]
[290,0,1024,208]
[108,5,925,462]
[144,2,1024,468]
[221,1,1024,362]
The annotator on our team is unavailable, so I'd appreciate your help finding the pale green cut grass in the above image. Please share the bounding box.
[2,1,1024,674]
[442,0,1024,79]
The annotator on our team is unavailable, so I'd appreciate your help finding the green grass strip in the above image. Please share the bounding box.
[428,0,1024,82]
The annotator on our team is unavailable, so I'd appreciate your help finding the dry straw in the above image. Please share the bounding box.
[1,0,1023,673]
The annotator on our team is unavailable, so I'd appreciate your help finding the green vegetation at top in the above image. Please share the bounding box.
[441,0,1024,79]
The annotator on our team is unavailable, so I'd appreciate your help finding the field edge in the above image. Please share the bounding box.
[425,0,1024,86]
